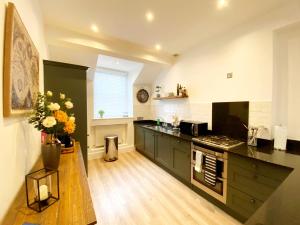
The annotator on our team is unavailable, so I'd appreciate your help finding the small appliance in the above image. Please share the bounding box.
[179,120,208,137]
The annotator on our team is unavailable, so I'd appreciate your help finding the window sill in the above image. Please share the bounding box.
[91,117,134,126]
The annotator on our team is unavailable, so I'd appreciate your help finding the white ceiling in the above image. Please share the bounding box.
[40,0,288,54]
[97,55,144,72]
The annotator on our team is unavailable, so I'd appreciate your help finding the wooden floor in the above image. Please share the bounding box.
[88,151,241,225]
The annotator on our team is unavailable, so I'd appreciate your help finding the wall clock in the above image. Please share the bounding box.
[136,89,149,103]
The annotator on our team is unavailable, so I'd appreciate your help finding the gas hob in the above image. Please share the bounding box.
[192,135,244,150]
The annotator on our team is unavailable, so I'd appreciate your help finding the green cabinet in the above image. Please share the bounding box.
[44,60,88,173]
[134,125,145,153]
[227,186,263,220]
[171,137,191,182]
[227,153,292,221]
[134,125,192,183]
[155,133,172,170]
[144,129,155,159]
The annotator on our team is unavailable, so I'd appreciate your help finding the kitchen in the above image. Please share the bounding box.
[1,0,300,225]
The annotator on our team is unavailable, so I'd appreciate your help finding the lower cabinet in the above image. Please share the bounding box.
[134,125,191,183]
[227,186,263,220]
[227,153,292,221]
[155,133,172,170]
[171,137,191,182]
[134,125,145,153]
[144,129,155,159]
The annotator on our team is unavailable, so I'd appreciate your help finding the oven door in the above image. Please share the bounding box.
[191,145,228,204]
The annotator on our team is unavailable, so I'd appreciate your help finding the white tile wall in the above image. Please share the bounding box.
[150,101,273,140]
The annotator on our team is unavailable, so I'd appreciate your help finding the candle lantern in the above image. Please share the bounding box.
[25,168,59,212]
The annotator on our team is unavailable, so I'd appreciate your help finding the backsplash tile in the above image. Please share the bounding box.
[149,101,272,140]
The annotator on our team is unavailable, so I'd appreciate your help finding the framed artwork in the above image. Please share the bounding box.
[3,2,39,117]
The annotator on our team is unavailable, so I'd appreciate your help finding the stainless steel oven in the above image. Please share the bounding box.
[191,142,228,204]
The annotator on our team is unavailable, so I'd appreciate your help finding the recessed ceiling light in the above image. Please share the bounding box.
[145,11,154,22]
[91,24,99,32]
[155,44,161,51]
[217,0,228,9]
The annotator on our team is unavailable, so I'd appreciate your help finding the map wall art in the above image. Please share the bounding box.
[3,2,39,117]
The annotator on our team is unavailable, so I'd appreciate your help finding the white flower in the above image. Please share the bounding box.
[60,93,65,99]
[46,91,53,97]
[65,101,73,109]
[42,116,57,128]
[69,116,75,122]
[47,102,60,111]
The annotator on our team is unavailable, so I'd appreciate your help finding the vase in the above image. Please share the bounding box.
[41,143,61,170]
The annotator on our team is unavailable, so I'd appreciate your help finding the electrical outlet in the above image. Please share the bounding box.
[227,73,233,79]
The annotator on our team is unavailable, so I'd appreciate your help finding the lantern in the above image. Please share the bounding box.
[25,168,59,212]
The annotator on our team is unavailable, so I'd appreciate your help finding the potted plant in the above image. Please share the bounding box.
[28,91,76,170]
[155,86,162,98]
[99,110,105,118]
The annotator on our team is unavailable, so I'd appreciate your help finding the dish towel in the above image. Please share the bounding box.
[204,154,217,186]
[194,151,203,173]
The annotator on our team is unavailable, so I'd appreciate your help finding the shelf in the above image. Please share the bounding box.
[153,96,188,100]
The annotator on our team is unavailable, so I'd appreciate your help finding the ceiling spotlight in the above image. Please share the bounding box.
[217,0,228,9]
[155,44,161,51]
[91,24,99,32]
[146,11,154,22]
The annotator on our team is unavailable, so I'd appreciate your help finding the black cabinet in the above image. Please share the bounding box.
[155,133,172,170]
[144,129,155,159]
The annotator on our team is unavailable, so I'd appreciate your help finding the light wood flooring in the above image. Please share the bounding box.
[88,151,241,225]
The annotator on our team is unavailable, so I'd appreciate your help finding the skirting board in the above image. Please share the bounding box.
[88,144,135,160]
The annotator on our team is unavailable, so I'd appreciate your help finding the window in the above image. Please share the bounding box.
[94,69,129,118]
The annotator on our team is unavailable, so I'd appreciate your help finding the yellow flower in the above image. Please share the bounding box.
[54,110,68,123]
[64,120,76,134]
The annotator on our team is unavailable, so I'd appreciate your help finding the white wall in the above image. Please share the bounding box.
[151,2,300,140]
[152,28,275,139]
[274,24,300,141]
[287,37,300,140]
[0,0,48,222]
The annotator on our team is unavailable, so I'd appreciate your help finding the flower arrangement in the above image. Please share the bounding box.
[29,91,76,143]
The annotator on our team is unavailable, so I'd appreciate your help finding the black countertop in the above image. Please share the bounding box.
[134,120,195,141]
[134,120,300,225]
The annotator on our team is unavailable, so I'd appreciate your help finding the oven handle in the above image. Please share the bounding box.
[192,150,225,162]
[191,124,194,135]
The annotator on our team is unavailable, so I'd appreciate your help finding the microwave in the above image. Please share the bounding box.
[179,120,208,137]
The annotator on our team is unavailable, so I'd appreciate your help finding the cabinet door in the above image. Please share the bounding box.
[134,126,145,153]
[227,185,263,221]
[155,133,172,170]
[171,138,191,182]
[144,130,155,159]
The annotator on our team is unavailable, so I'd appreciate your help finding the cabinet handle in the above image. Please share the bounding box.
[250,198,256,204]
[177,140,181,143]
